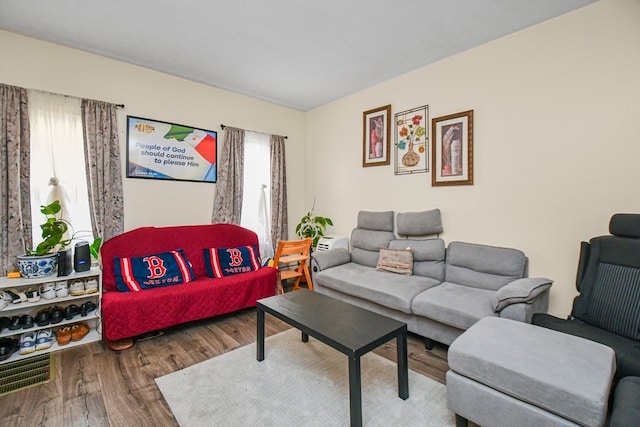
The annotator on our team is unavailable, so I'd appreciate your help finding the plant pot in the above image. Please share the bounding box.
[17,254,58,278]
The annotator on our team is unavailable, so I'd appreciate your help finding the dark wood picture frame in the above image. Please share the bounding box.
[431,110,474,186]
[362,105,391,167]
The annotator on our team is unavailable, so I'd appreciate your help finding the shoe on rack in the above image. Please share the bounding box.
[54,282,69,298]
[84,279,98,294]
[70,322,90,342]
[0,291,13,310]
[80,301,97,316]
[0,316,10,333]
[39,283,56,300]
[69,280,85,296]
[35,329,53,351]
[50,306,65,324]
[0,337,18,361]
[19,331,36,355]
[8,316,21,331]
[6,288,27,304]
[25,288,40,303]
[56,326,72,345]
[20,314,34,329]
[35,309,51,327]
[64,304,81,320]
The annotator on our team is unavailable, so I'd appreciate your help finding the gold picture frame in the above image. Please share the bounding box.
[362,105,391,167]
[431,110,474,186]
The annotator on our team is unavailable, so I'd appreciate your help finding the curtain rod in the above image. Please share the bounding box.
[25,87,124,108]
[220,124,287,139]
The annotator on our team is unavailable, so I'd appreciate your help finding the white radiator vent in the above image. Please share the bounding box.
[316,236,349,252]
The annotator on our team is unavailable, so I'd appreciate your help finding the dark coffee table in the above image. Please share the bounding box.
[256,289,408,427]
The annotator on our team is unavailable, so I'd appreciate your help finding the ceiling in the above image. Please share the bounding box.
[0,0,595,111]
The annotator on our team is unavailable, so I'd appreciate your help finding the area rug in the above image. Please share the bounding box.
[156,329,455,426]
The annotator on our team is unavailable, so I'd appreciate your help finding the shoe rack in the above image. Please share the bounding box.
[0,267,101,364]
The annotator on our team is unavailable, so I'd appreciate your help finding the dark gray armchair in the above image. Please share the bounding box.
[532,213,640,380]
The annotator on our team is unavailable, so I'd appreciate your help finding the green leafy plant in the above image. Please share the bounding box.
[25,200,101,257]
[89,237,102,260]
[26,200,72,256]
[295,201,333,248]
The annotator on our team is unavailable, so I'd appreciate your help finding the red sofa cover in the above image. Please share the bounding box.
[100,223,278,341]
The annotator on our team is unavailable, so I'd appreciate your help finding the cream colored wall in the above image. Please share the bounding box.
[0,30,307,233]
[305,0,640,316]
[1,0,639,317]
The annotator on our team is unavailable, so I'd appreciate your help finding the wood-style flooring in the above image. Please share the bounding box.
[0,307,449,427]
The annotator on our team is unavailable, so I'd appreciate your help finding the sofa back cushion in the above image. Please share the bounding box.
[350,211,395,268]
[445,241,527,291]
[396,209,443,236]
[101,224,261,292]
[390,238,445,281]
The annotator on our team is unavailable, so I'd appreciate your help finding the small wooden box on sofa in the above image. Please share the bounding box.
[100,224,278,342]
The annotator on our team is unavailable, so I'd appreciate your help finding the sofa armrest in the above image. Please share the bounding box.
[311,248,350,272]
[492,277,553,312]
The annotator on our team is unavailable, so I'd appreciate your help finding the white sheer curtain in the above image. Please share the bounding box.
[241,131,273,258]
[28,90,93,245]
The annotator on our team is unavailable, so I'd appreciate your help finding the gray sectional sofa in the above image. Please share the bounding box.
[311,210,553,348]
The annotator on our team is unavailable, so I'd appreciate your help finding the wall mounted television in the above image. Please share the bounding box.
[126,116,217,183]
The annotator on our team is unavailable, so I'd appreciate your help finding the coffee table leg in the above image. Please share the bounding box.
[257,306,265,361]
[397,326,409,399]
[348,354,363,427]
[301,331,309,342]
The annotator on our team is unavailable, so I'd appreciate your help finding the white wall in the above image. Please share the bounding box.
[305,0,640,316]
[0,30,307,233]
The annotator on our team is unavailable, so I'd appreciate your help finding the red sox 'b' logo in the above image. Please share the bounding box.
[144,256,167,279]
[226,248,244,266]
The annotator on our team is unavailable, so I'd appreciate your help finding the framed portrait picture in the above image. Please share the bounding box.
[362,105,391,167]
[394,105,429,175]
[431,110,474,186]
[126,116,217,183]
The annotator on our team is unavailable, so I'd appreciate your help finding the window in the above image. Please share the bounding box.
[240,131,273,258]
[28,90,93,246]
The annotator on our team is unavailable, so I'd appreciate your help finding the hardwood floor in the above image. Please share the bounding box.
[0,308,449,427]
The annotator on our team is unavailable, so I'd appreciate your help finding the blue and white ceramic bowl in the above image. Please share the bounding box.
[17,254,57,278]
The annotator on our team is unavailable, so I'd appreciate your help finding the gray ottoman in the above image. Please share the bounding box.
[447,317,616,427]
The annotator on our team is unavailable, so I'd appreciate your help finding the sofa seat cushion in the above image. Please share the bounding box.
[314,263,440,314]
[533,313,640,379]
[411,282,496,330]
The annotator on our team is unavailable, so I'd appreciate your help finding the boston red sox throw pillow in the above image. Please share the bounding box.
[114,249,195,292]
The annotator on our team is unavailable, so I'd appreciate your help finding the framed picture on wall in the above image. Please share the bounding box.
[431,110,474,186]
[126,116,217,183]
[362,105,391,167]
[394,105,429,175]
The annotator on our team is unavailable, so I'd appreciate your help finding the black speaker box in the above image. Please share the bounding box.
[74,241,91,272]
[57,248,73,276]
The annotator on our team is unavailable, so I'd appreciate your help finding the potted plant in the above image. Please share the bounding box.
[17,200,100,278]
[295,200,333,248]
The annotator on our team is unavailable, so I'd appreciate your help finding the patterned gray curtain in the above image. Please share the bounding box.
[270,134,288,249]
[211,127,244,224]
[81,99,124,242]
[0,84,32,275]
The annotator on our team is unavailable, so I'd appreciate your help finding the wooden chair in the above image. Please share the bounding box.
[273,238,313,292]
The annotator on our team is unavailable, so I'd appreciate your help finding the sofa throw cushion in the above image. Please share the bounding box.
[491,277,553,312]
[376,247,413,275]
[114,249,195,292]
[204,245,261,278]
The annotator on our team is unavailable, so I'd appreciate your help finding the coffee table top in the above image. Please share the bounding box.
[257,290,406,356]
